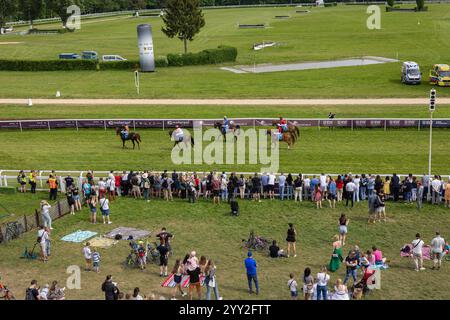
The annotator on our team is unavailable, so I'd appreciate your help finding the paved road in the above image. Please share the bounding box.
[1,98,450,105]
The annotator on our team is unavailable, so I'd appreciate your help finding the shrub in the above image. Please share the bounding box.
[387,0,395,7]
[166,45,237,67]
[0,59,97,71]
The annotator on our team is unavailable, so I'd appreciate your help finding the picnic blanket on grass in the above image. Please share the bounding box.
[89,236,118,249]
[61,230,97,243]
[400,244,431,260]
[161,274,206,288]
[105,227,151,240]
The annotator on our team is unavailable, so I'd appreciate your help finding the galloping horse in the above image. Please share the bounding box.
[115,127,142,149]
[266,129,297,149]
[271,120,300,139]
[213,122,241,142]
[168,130,195,148]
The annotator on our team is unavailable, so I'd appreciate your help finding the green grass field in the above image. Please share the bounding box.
[1,5,450,98]
[2,104,450,119]
[0,126,449,174]
[0,194,449,300]
[1,4,450,301]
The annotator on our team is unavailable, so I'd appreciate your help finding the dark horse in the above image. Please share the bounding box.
[213,122,241,142]
[115,127,142,149]
[168,130,195,148]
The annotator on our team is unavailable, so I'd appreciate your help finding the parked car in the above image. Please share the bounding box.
[82,51,98,60]
[401,61,421,85]
[429,64,450,87]
[102,55,127,62]
[59,53,80,59]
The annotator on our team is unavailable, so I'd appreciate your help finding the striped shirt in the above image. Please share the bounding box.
[92,252,100,263]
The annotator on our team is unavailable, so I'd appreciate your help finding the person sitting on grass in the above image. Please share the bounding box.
[48,281,65,300]
[269,240,287,258]
[331,279,349,300]
[372,246,387,265]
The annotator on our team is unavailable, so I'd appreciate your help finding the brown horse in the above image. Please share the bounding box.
[115,127,142,149]
[271,120,300,139]
[266,129,296,149]
[213,122,240,142]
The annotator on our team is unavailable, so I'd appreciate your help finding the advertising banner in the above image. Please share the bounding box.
[137,24,155,72]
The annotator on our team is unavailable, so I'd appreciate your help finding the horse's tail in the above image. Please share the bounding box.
[136,134,142,142]
[191,136,195,146]
[295,126,300,137]
[291,132,296,143]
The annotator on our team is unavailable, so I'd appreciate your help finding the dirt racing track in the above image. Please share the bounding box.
[1,98,450,106]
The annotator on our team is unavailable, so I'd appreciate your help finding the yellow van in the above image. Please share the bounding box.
[429,64,450,86]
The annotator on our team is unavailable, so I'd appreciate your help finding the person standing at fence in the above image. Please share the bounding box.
[40,200,52,230]
[390,173,400,201]
[251,173,261,203]
[336,176,343,202]
[17,170,27,193]
[107,175,116,201]
[278,173,286,201]
[64,174,74,191]
[294,174,303,202]
[82,180,91,204]
[29,170,37,194]
[345,179,356,208]
[47,175,58,200]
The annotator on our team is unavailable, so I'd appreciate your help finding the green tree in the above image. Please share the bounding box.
[416,0,424,10]
[387,0,394,7]
[161,0,205,54]
[129,0,147,10]
[47,0,82,28]
[0,0,17,32]
[18,0,44,29]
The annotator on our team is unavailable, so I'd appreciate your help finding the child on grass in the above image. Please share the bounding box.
[92,249,101,273]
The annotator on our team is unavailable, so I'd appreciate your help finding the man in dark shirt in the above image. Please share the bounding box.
[101,275,119,300]
[156,227,173,253]
[64,175,74,189]
[25,280,40,300]
[269,240,280,258]
[391,173,400,202]
[157,241,169,277]
[344,251,359,285]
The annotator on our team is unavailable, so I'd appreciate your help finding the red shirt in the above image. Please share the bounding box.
[114,175,121,187]
[336,181,344,189]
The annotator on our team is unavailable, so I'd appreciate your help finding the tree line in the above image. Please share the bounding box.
[0,0,316,31]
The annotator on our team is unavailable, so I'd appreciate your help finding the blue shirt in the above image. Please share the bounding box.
[278,175,286,187]
[310,178,319,189]
[261,175,269,186]
[329,181,336,194]
[245,258,257,276]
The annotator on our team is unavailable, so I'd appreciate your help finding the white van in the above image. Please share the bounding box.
[102,55,127,62]
[401,61,421,85]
